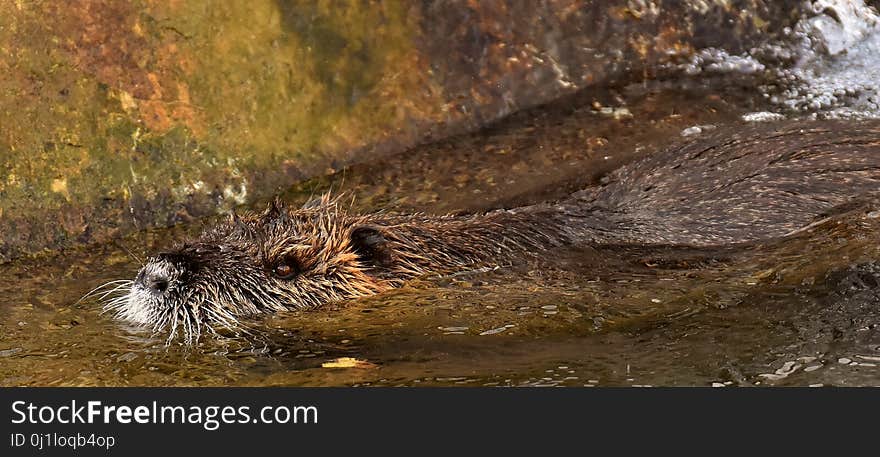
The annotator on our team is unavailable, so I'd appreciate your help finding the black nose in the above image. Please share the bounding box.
[136,269,171,296]
[146,273,169,295]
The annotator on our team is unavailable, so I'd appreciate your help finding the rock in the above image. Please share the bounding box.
[0,0,812,262]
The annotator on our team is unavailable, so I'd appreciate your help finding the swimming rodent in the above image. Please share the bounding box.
[101,120,880,342]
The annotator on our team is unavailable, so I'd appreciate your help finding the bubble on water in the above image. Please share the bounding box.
[742,111,786,122]
[674,0,880,119]
[771,0,880,117]
[679,48,766,76]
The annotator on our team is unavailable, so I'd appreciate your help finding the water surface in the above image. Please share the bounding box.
[2,1,880,387]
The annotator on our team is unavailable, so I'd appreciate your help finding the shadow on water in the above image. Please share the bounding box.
[2,75,880,386]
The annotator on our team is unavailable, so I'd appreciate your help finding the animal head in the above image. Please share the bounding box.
[103,195,399,343]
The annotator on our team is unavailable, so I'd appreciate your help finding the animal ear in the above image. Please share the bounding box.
[349,225,393,268]
[263,197,286,220]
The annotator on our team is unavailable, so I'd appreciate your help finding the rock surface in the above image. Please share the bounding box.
[0,0,806,261]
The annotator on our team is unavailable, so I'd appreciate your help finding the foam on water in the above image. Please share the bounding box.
[777,0,880,116]
[678,0,880,119]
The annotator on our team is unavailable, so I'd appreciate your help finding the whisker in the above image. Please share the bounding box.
[203,299,263,343]
[76,279,132,305]
[95,282,134,302]
[115,241,145,267]
[164,309,180,346]
[101,296,131,313]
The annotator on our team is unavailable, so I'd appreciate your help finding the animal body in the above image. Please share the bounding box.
[100,120,880,342]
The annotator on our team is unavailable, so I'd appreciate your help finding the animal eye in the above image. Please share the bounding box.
[272,259,299,279]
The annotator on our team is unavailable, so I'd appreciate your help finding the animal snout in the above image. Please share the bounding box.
[135,258,178,296]
[146,273,169,295]
[136,269,169,296]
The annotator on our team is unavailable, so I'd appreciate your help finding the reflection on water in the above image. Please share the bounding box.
[3,1,880,386]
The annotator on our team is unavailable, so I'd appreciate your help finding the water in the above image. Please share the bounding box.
[676,0,880,119]
[2,1,880,387]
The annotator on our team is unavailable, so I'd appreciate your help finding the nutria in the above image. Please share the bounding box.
[98,120,880,342]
